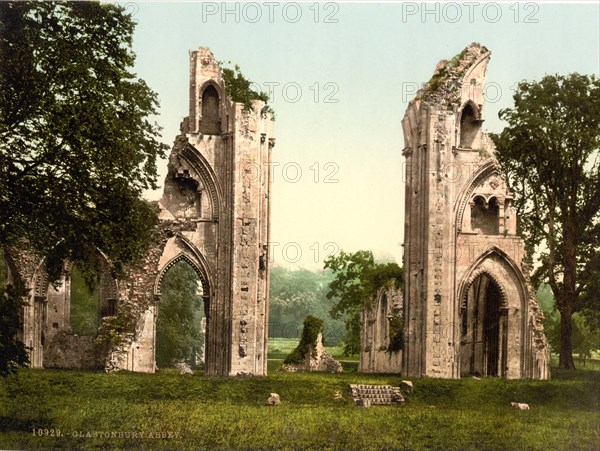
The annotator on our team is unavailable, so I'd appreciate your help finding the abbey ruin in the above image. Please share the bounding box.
[6,47,274,376]
[361,43,549,379]
[5,44,549,379]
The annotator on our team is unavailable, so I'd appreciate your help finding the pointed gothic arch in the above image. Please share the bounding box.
[154,251,211,300]
[457,246,529,310]
[454,160,505,233]
[21,247,118,369]
[456,247,530,378]
[199,81,222,135]
[179,142,223,221]
[458,100,481,148]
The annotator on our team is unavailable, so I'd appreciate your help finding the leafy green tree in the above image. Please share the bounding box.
[0,2,168,282]
[269,266,345,344]
[324,250,403,356]
[155,262,204,368]
[0,249,29,377]
[0,282,29,377]
[578,243,600,331]
[493,74,600,369]
[538,283,600,366]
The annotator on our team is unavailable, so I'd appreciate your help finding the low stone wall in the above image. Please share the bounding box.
[44,332,105,370]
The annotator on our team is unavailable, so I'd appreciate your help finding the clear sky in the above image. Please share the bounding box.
[123,1,600,269]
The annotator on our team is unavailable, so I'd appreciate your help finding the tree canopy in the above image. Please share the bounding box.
[269,266,345,345]
[493,73,600,369]
[324,250,403,355]
[0,1,168,281]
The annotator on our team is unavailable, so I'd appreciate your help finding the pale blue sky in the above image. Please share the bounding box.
[125,1,600,269]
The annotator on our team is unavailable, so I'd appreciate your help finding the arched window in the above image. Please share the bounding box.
[200,85,220,135]
[460,103,480,148]
[378,293,388,345]
[70,265,100,334]
[470,196,500,235]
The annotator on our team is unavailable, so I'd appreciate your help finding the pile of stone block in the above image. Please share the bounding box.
[349,384,405,407]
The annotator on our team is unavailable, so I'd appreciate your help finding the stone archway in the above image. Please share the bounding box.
[137,243,215,373]
[155,256,209,371]
[460,273,507,377]
[456,248,530,379]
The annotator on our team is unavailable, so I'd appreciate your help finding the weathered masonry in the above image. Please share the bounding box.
[401,43,549,379]
[5,249,117,370]
[8,47,274,376]
[359,283,403,373]
[116,47,274,376]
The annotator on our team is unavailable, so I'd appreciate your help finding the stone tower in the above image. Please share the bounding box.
[401,44,549,379]
[117,47,274,376]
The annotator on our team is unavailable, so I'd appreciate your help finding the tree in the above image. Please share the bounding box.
[0,248,29,377]
[0,284,29,377]
[493,74,600,369]
[0,2,168,281]
[578,242,600,332]
[155,261,204,368]
[324,250,403,355]
[539,283,600,366]
[269,266,345,344]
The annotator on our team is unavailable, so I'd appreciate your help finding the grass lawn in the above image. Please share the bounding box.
[0,357,599,450]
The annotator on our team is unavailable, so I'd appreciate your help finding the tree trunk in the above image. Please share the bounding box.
[558,304,576,369]
[559,219,578,370]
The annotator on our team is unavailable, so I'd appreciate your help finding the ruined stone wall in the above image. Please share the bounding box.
[401,43,549,379]
[44,333,105,370]
[9,48,272,376]
[114,47,273,376]
[229,100,273,375]
[360,283,403,373]
[5,245,119,370]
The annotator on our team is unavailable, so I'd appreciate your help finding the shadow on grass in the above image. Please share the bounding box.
[0,416,52,433]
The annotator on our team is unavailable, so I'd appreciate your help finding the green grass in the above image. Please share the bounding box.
[1,364,599,450]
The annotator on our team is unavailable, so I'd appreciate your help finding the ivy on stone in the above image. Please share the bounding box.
[387,314,404,353]
[283,315,324,364]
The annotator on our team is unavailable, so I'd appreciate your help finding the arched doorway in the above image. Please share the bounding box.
[460,273,508,377]
[155,257,210,372]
